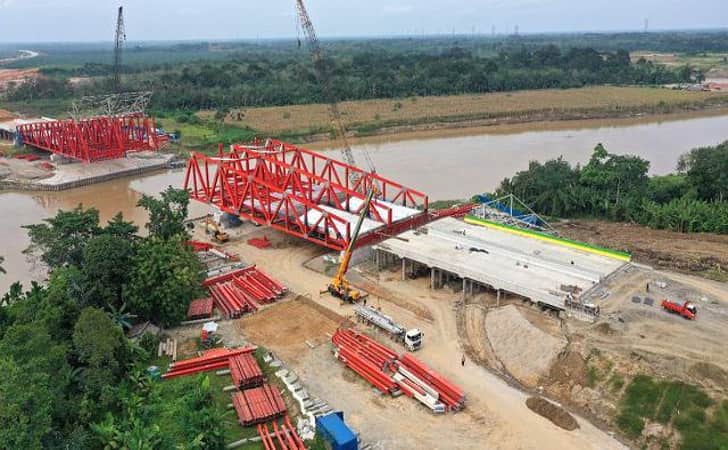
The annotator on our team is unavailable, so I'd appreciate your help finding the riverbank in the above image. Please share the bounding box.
[200,86,728,144]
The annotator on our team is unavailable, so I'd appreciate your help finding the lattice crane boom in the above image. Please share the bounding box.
[113,6,126,93]
[294,0,377,180]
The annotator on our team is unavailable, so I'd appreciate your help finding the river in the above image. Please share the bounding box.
[1,113,727,293]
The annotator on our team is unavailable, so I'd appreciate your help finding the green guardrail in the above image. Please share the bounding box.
[463,215,632,262]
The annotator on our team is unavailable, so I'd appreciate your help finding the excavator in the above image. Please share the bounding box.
[324,189,375,303]
[204,215,229,243]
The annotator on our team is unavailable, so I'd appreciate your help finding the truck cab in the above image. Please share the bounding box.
[405,328,423,351]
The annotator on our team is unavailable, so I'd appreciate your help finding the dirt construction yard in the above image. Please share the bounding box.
[198,223,629,450]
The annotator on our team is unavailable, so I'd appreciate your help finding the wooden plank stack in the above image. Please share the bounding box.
[157,338,178,361]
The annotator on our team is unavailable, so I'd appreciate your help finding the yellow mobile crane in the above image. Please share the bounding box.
[324,189,375,303]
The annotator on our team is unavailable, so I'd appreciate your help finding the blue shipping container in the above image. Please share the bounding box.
[316,412,357,450]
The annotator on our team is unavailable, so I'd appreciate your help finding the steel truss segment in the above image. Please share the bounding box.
[184,140,430,251]
[17,114,166,163]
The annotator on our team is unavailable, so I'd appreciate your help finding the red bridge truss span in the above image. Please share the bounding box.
[18,114,166,162]
[183,139,433,251]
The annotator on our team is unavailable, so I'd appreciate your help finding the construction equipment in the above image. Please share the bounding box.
[354,304,424,351]
[113,6,126,93]
[294,0,377,188]
[324,189,375,303]
[204,216,229,243]
[661,299,697,320]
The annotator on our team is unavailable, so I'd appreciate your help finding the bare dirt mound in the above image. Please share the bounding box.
[485,305,567,386]
[526,396,579,431]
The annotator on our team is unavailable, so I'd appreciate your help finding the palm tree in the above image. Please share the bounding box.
[107,303,137,330]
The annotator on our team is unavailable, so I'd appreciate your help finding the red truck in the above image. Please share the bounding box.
[661,299,697,320]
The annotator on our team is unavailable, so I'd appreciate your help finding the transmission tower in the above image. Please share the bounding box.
[113,6,126,93]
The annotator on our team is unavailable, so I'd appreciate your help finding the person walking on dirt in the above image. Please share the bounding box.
[646,282,650,293]
[461,354,466,367]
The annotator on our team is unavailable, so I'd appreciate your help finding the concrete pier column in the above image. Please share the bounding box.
[376,249,381,272]
[401,258,406,281]
[497,289,501,307]
[430,268,435,290]
[462,278,467,301]
[439,269,443,288]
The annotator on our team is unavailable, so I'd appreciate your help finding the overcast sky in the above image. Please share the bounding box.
[0,0,726,42]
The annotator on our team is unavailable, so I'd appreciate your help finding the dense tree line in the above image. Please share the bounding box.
[0,187,223,448]
[6,44,695,111]
[496,142,728,234]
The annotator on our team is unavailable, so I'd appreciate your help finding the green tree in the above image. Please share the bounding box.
[24,205,101,268]
[105,212,139,239]
[81,234,136,310]
[137,187,191,240]
[73,307,130,420]
[679,141,728,202]
[0,358,53,449]
[124,238,204,326]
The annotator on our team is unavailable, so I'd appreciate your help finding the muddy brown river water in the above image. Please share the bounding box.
[1,113,727,293]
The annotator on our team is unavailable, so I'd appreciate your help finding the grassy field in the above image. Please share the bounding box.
[200,86,728,140]
[617,374,728,449]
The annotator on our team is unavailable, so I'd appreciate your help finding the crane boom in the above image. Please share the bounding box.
[294,0,376,176]
[324,189,375,303]
[113,6,126,93]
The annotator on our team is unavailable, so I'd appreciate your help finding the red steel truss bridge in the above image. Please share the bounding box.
[17,114,166,162]
[183,139,444,251]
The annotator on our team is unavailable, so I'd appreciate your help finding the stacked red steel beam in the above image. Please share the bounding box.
[185,240,214,252]
[162,347,255,379]
[332,328,466,411]
[232,384,287,426]
[247,236,271,249]
[332,328,398,394]
[257,416,306,450]
[398,353,466,411]
[205,267,287,318]
[229,352,264,389]
[186,297,214,320]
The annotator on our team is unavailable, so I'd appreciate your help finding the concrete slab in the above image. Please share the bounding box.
[375,217,625,310]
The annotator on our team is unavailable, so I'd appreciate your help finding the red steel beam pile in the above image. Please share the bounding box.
[162,346,256,379]
[185,240,214,252]
[257,417,306,450]
[229,352,264,389]
[331,328,399,394]
[183,139,430,251]
[397,353,466,411]
[205,267,287,318]
[247,236,271,249]
[186,297,214,320]
[231,384,287,426]
[17,114,166,163]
